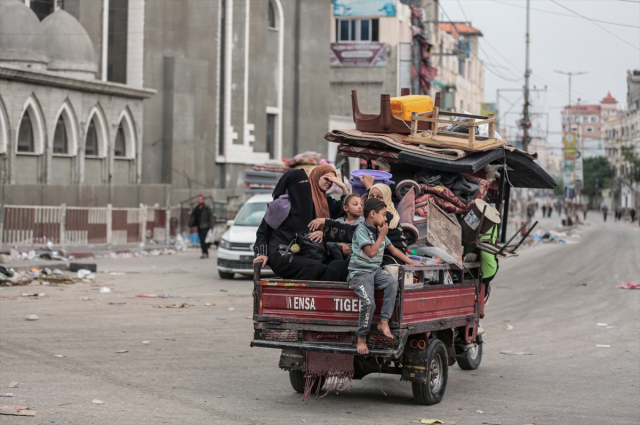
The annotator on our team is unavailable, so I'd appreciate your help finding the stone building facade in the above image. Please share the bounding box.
[0,0,331,207]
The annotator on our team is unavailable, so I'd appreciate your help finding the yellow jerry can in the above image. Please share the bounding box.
[390,95,434,121]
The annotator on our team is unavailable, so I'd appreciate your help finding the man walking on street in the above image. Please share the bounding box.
[631,208,637,223]
[602,205,608,222]
[187,195,215,259]
[582,204,588,221]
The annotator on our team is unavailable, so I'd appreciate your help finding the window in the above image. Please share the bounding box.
[458,58,465,78]
[336,18,379,42]
[114,123,126,157]
[107,0,128,83]
[591,116,597,122]
[234,202,268,226]
[53,116,68,154]
[266,113,276,158]
[85,119,99,156]
[586,127,593,133]
[30,0,55,21]
[267,0,276,29]
[17,112,35,152]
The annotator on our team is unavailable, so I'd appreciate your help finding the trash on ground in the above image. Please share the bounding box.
[77,269,95,280]
[142,341,150,344]
[219,289,228,292]
[0,406,37,416]
[218,317,226,320]
[616,283,640,289]
[595,344,611,348]
[597,323,608,326]
[7,383,18,389]
[475,409,484,414]
[20,293,46,297]
[69,263,97,273]
[136,294,173,298]
[500,350,532,356]
[205,303,212,306]
[419,420,444,424]
[108,302,126,305]
[0,394,16,397]
[81,297,92,301]
[228,307,235,311]
[54,355,66,358]
[99,287,111,293]
[25,315,38,321]
[245,316,252,319]
[109,272,125,276]
[115,350,128,354]
[91,399,104,405]
[152,302,192,308]
[606,326,615,329]
[506,324,513,331]
[53,269,63,276]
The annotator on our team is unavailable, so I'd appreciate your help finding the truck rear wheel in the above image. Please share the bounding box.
[457,339,483,370]
[288,370,325,394]
[412,339,448,405]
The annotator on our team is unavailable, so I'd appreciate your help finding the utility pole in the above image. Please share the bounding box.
[496,86,546,136]
[553,70,587,111]
[521,0,531,153]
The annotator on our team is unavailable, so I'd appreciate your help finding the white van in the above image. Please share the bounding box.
[217,194,274,279]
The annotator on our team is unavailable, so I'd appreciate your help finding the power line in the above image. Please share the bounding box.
[549,0,640,51]
[487,0,640,29]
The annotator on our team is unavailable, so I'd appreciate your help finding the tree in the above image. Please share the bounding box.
[581,156,614,197]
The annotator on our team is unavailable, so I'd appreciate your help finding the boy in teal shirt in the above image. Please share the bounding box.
[348,198,422,355]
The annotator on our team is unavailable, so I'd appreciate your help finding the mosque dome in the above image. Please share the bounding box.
[0,0,49,70]
[42,9,97,79]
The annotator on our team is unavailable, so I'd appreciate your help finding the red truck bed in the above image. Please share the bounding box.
[251,263,485,358]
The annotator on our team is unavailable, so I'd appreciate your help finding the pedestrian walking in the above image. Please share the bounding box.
[187,195,215,259]
[582,204,588,221]
[631,208,637,223]
[602,205,608,222]
[542,204,547,217]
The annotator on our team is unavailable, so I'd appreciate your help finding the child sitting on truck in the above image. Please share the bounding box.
[348,198,422,355]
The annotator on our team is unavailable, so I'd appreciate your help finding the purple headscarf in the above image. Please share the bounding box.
[264,192,290,230]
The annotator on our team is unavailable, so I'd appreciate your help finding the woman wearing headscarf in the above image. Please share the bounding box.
[253,165,349,281]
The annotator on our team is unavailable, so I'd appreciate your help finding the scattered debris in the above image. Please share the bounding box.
[81,297,92,301]
[69,263,97,273]
[571,282,588,287]
[0,406,37,416]
[152,303,193,308]
[25,315,38,321]
[99,287,111,293]
[7,383,18,389]
[91,399,104,405]
[54,355,66,358]
[500,350,532,356]
[475,409,484,414]
[595,344,611,348]
[218,317,226,320]
[136,294,174,298]
[20,293,46,297]
[205,303,213,306]
[228,307,235,311]
[108,302,126,305]
[219,289,228,292]
[115,350,128,354]
[506,324,513,331]
[616,283,640,289]
[606,326,615,329]
[142,341,150,344]
[0,394,16,397]
[245,316,252,319]
[77,270,95,280]
[109,272,125,276]
[597,323,608,326]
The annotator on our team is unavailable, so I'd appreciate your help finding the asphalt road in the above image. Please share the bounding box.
[0,213,638,425]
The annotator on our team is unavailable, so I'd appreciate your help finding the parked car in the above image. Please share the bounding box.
[217,194,274,279]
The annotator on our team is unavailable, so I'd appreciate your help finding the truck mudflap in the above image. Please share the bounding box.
[250,329,409,359]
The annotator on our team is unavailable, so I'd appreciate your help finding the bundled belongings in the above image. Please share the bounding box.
[351,90,438,135]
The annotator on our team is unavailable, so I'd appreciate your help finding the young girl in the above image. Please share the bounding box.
[336,193,364,225]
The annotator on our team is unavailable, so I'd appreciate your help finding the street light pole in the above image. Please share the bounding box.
[553,70,587,111]
[522,0,531,152]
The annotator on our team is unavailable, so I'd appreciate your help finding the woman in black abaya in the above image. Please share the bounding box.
[253,167,349,281]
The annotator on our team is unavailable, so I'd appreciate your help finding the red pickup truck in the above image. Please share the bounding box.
[250,260,486,405]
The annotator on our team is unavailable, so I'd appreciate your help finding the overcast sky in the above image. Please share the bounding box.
[438,0,640,153]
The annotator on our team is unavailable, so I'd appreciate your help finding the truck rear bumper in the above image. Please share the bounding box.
[250,330,408,359]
